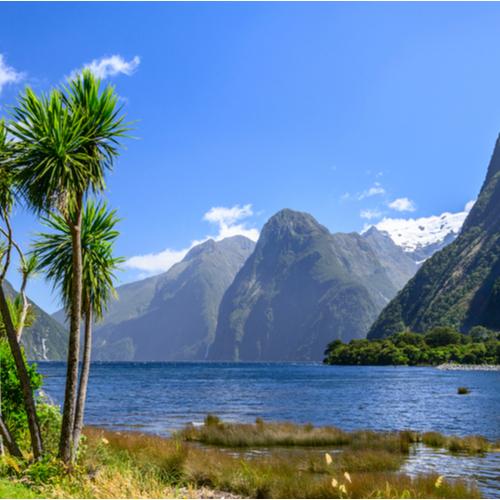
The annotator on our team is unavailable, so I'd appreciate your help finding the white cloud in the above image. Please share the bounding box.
[388,197,416,212]
[70,55,140,80]
[124,204,259,275]
[358,182,386,200]
[203,204,259,241]
[0,54,24,95]
[124,247,193,276]
[360,208,382,220]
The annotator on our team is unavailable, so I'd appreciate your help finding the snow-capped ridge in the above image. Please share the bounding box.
[362,201,475,256]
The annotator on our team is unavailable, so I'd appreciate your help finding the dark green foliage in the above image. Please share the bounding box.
[369,137,500,339]
[0,338,42,440]
[324,327,499,365]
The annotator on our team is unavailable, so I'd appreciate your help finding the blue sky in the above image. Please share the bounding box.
[1,2,500,312]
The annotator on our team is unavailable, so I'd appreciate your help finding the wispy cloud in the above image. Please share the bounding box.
[388,197,416,212]
[203,204,259,241]
[358,182,386,200]
[0,54,24,95]
[360,208,382,220]
[124,204,259,276]
[69,55,140,80]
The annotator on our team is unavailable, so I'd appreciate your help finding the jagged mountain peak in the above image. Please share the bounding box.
[259,209,330,247]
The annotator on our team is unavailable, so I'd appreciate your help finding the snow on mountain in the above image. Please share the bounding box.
[363,201,475,262]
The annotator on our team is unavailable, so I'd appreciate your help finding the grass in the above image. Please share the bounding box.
[177,415,413,453]
[421,431,492,454]
[0,420,488,499]
[0,478,38,498]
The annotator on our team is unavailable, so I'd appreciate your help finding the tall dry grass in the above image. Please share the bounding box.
[0,423,485,498]
[178,417,412,453]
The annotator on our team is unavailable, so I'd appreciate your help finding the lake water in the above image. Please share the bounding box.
[38,362,499,438]
[37,362,500,497]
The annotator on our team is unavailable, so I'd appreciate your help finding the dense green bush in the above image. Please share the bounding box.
[324,327,500,365]
[0,338,42,440]
[0,338,61,451]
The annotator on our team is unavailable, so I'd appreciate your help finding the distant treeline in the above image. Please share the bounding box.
[323,326,500,366]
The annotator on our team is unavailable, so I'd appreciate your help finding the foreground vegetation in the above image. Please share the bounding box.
[1,417,494,498]
[0,68,127,465]
[324,326,500,365]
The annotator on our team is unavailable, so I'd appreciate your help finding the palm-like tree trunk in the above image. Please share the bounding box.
[72,301,92,459]
[0,284,43,459]
[0,415,22,458]
[58,197,83,464]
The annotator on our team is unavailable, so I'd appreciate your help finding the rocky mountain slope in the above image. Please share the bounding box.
[91,236,255,361]
[3,280,67,360]
[362,227,418,290]
[208,209,415,361]
[369,137,500,338]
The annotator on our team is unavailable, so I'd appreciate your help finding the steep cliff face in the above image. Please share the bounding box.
[369,137,500,338]
[209,209,403,361]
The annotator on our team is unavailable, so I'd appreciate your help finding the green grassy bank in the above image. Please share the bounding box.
[1,417,496,498]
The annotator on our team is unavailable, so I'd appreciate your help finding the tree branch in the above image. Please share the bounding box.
[0,214,31,341]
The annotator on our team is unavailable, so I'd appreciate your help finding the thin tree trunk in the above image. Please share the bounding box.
[0,284,43,459]
[58,197,83,464]
[72,302,92,459]
[0,415,22,458]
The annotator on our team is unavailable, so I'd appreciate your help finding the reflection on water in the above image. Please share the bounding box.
[201,444,500,497]
[403,444,500,498]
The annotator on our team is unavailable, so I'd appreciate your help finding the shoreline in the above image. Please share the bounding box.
[436,363,500,371]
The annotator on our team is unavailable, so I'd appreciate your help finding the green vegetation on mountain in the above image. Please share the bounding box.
[325,326,500,365]
[369,137,500,339]
[209,209,415,361]
[3,280,67,360]
[92,236,255,361]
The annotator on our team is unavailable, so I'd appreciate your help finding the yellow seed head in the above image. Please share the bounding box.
[331,478,338,488]
[435,475,444,488]
[344,471,352,483]
[325,452,333,465]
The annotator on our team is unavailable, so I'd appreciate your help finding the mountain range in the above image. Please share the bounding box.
[369,136,500,337]
[88,236,255,361]
[20,144,494,362]
[49,211,421,362]
[208,210,417,361]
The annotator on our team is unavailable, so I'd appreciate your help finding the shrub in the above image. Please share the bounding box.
[0,339,43,443]
[204,414,222,426]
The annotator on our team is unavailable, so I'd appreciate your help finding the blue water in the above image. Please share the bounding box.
[37,362,500,439]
